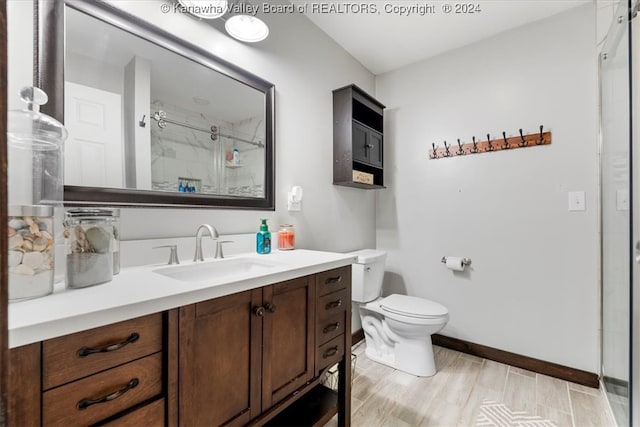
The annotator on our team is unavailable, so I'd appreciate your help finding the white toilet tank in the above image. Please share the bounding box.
[350,249,387,303]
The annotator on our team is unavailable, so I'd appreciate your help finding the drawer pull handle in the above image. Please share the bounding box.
[325,276,342,285]
[323,322,341,333]
[77,378,139,410]
[325,300,342,310]
[323,346,339,358]
[77,333,140,357]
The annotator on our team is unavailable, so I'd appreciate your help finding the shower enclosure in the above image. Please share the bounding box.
[601,1,633,425]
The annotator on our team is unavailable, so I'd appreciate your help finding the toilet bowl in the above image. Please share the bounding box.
[350,249,449,377]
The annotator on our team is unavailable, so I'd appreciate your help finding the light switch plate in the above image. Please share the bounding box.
[568,191,586,212]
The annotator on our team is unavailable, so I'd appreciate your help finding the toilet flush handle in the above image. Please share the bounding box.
[365,266,371,272]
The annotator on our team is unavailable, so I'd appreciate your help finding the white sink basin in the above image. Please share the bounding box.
[153,257,281,282]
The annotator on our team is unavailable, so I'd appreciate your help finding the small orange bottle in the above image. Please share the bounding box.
[278,224,295,250]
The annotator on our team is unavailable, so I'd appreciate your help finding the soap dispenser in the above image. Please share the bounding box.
[256,219,271,254]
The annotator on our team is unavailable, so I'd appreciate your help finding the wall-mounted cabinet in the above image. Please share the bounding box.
[333,84,385,189]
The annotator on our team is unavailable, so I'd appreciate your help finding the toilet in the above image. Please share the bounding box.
[350,249,449,377]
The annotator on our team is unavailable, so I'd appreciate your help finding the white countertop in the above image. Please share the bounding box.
[9,249,356,348]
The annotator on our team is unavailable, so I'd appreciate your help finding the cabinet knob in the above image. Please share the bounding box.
[265,303,277,313]
[366,144,374,148]
[254,307,265,317]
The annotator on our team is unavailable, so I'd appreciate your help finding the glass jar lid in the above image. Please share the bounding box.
[8,87,68,150]
[8,204,54,217]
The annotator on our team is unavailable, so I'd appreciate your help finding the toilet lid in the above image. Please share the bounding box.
[380,294,448,319]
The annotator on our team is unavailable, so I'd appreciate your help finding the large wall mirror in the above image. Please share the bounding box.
[38,0,275,209]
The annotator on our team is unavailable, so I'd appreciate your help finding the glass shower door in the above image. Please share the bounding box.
[601,1,631,426]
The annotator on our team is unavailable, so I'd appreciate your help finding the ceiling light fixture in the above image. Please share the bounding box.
[225,0,269,43]
[177,0,228,20]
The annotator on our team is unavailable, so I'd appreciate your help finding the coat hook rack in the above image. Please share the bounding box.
[428,126,552,160]
[139,114,147,128]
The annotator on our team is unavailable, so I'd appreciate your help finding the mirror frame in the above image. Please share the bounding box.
[37,0,275,210]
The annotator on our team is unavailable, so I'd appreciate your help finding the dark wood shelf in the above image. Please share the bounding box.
[333,84,385,189]
[264,384,338,427]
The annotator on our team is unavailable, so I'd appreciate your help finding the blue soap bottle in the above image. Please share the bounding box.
[256,219,271,254]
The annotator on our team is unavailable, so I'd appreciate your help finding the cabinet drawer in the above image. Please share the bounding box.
[43,353,162,427]
[316,335,345,373]
[43,313,163,389]
[317,266,350,296]
[316,311,346,346]
[101,398,165,427]
[318,288,349,321]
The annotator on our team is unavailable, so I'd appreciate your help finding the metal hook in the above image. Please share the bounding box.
[139,115,146,128]
[536,125,544,145]
[519,128,527,146]
[431,143,438,158]
[485,133,494,152]
[456,138,465,155]
[502,131,510,149]
[443,141,452,157]
[471,136,479,153]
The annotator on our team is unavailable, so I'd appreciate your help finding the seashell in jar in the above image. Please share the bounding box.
[8,219,26,230]
[32,236,48,252]
[85,227,111,254]
[22,251,44,270]
[21,239,33,251]
[24,216,34,226]
[8,250,23,267]
[40,230,53,240]
[9,234,23,250]
[29,222,41,236]
[8,226,15,237]
[14,264,35,275]
[38,222,48,231]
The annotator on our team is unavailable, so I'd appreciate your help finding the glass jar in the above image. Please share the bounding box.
[278,224,295,250]
[8,205,55,301]
[7,87,67,301]
[64,209,118,289]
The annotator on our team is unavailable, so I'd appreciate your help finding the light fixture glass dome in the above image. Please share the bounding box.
[225,14,269,43]
[177,0,228,19]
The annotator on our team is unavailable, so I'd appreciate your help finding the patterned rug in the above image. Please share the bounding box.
[476,400,557,426]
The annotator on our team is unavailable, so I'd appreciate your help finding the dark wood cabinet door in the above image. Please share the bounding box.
[368,129,383,168]
[352,121,370,164]
[179,289,262,427]
[262,276,315,411]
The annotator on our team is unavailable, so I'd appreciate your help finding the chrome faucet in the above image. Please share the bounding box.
[194,224,219,262]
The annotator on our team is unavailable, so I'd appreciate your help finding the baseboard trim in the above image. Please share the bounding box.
[432,334,599,388]
[352,329,365,345]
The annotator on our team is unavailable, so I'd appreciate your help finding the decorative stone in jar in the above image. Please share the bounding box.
[64,209,118,289]
[8,205,55,301]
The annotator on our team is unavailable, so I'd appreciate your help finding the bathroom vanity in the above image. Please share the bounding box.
[7,251,354,426]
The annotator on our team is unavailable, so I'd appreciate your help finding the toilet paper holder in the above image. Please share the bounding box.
[441,256,472,266]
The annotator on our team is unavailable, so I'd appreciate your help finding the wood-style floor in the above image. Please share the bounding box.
[327,342,616,427]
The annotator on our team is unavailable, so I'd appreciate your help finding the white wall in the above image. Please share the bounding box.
[375,5,600,372]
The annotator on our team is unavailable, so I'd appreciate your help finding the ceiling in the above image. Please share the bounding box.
[301,0,592,75]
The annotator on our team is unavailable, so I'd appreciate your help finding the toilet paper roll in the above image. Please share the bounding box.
[445,257,465,271]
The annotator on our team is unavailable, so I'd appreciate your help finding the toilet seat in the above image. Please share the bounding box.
[380,294,448,319]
